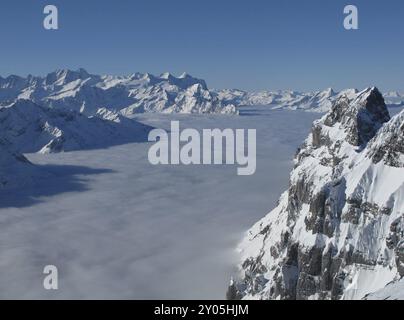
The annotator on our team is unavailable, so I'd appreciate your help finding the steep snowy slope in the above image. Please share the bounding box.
[364,278,404,300]
[232,87,404,300]
[0,100,152,154]
[0,69,237,115]
[0,139,39,189]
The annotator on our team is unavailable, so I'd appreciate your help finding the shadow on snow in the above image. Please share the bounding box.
[0,164,114,209]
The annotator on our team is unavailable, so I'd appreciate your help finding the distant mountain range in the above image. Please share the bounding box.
[0,69,237,115]
[215,88,404,112]
[1,69,402,115]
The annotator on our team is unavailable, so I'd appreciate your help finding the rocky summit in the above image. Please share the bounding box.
[232,87,404,300]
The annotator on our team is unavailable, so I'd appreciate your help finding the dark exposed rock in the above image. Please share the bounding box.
[298,246,324,276]
[226,282,243,300]
[343,197,362,224]
[385,216,404,277]
[235,88,404,300]
[331,272,346,300]
[279,264,299,300]
[323,88,390,147]
[380,206,393,216]
[285,242,299,266]
[396,241,404,277]
[296,272,320,300]
[324,96,351,127]
[306,191,327,233]
[368,111,404,168]
[320,243,338,292]
[287,175,312,222]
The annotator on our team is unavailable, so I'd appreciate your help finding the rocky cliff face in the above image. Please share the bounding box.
[232,87,404,300]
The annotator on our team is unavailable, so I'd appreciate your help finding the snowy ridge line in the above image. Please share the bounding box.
[215,88,404,113]
[230,87,404,300]
[0,69,238,115]
[0,99,155,190]
[0,99,154,155]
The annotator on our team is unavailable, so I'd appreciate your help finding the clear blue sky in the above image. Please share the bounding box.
[0,0,403,91]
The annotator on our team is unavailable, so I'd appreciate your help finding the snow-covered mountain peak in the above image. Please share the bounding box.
[322,87,390,146]
[0,75,26,90]
[156,72,208,90]
[55,68,90,79]
[45,68,94,86]
[319,87,335,97]
[129,72,143,80]
[233,89,404,300]
[178,72,189,79]
[141,72,158,84]
[160,72,173,79]
[0,70,236,115]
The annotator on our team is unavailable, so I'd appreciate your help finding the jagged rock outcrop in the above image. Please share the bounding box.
[234,87,404,300]
[367,110,404,168]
